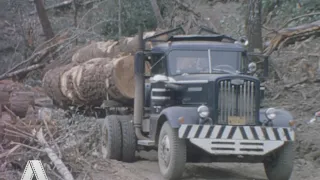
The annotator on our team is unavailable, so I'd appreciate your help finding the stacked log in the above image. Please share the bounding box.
[71,40,120,64]
[41,29,168,109]
[42,29,164,108]
[43,55,151,108]
[71,30,168,64]
[42,64,75,108]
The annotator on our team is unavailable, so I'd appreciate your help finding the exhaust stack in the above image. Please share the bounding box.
[133,25,149,140]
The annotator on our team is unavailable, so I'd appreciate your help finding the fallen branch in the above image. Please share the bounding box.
[264,20,320,56]
[175,0,201,18]
[278,12,320,31]
[0,30,70,81]
[36,128,74,180]
[29,0,73,15]
[2,49,47,76]
[0,64,45,81]
[264,12,320,38]
[0,144,21,159]
[9,142,44,152]
[42,109,62,158]
[284,77,309,89]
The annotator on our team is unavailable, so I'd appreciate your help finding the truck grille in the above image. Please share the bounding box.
[217,79,257,125]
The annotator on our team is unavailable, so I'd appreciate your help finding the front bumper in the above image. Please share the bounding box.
[178,124,295,156]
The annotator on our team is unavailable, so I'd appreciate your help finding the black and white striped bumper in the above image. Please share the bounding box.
[178,124,295,155]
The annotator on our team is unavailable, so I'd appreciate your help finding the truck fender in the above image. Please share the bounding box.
[159,106,199,128]
[259,108,294,127]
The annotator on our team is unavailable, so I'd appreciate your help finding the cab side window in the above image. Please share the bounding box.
[150,53,165,75]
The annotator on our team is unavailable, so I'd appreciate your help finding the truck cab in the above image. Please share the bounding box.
[101,27,296,180]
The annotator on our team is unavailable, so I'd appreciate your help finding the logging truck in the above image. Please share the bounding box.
[100,26,296,180]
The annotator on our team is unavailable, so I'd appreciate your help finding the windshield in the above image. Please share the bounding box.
[168,50,242,76]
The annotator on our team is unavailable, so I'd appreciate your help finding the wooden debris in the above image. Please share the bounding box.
[264,20,320,56]
[9,92,35,118]
[36,128,74,180]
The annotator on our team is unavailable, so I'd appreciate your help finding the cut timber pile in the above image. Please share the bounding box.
[0,80,51,118]
[42,30,164,108]
[0,80,55,144]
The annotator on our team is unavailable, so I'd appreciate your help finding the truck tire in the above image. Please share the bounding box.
[264,142,295,180]
[158,121,186,180]
[100,115,122,160]
[119,117,136,162]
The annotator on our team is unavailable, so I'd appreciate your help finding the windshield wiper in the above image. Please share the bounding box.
[212,68,237,75]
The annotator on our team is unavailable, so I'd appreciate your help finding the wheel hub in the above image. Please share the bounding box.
[160,135,171,167]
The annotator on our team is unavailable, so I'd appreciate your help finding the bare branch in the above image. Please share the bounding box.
[36,128,74,180]
[0,64,45,80]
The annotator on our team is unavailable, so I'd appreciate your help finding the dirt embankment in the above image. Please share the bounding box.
[264,36,320,167]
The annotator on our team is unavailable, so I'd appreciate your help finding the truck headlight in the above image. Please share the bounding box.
[266,108,276,120]
[248,62,257,73]
[198,105,209,118]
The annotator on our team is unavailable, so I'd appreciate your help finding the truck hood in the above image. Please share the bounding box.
[171,73,259,82]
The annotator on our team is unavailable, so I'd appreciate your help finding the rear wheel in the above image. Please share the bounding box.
[158,121,186,180]
[100,115,122,160]
[119,116,137,162]
[264,142,295,180]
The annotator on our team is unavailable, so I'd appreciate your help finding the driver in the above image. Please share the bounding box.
[176,57,209,74]
[195,58,209,72]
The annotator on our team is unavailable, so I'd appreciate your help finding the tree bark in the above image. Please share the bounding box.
[42,55,151,108]
[245,0,263,53]
[149,0,165,28]
[34,0,55,40]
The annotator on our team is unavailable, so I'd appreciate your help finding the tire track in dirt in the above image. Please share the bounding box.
[90,151,268,180]
[89,150,320,180]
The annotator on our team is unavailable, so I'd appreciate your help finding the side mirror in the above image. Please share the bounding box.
[134,51,146,75]
[150,74,169,83]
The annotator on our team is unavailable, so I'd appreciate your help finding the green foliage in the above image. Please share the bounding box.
[103,0,157,39]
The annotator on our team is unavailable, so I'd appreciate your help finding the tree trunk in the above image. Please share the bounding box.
[149,0,165,28]
[118,0,122,38]
[34,0,54,40]
[245,0,263,53]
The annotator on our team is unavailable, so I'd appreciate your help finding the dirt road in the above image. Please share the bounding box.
[86,150,320,180]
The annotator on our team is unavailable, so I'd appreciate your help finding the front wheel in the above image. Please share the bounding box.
[158,121,186,180]
[100,115,122,160]
[264,142,295,180]
[119,116,137,162]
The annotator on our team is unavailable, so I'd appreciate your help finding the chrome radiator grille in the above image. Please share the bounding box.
[217,79,257,125]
